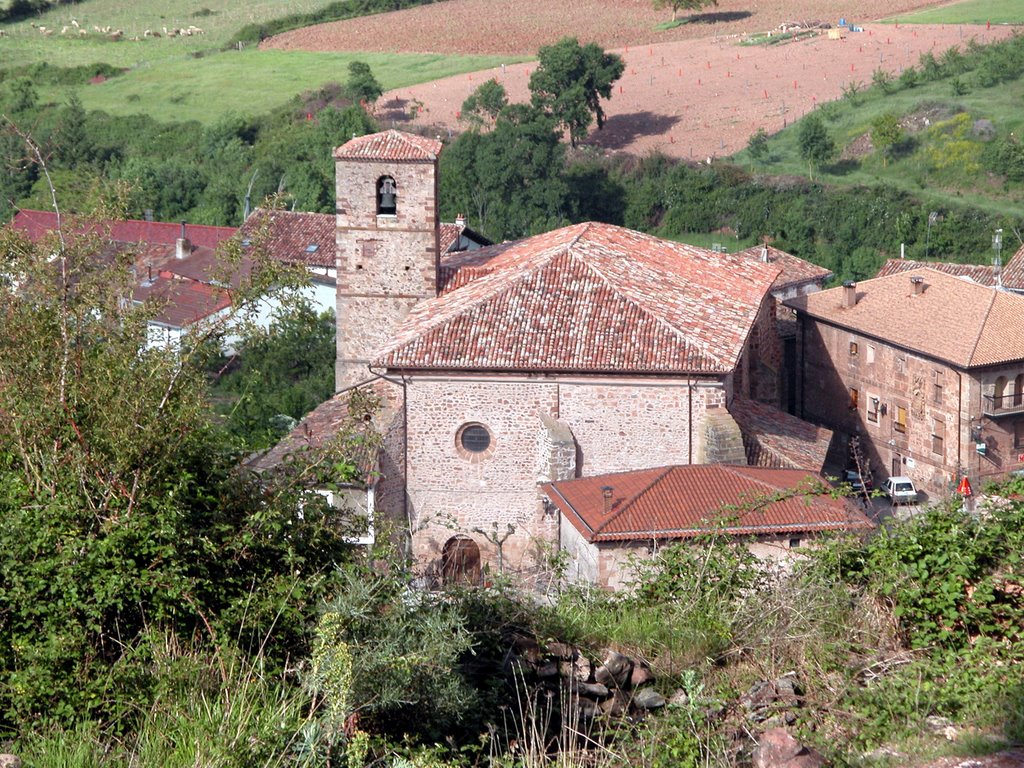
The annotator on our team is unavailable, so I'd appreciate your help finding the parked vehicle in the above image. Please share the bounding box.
[883,476,919,505]
[842,468,873,495]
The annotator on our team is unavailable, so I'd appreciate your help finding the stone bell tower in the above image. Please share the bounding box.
[333,130,443,390]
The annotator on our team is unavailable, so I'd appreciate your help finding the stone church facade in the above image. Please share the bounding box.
[270,129,801,581]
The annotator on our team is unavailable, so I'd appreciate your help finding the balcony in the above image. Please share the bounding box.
[983,393,1024,418]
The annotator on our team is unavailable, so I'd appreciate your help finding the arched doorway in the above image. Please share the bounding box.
[441,535,481,586]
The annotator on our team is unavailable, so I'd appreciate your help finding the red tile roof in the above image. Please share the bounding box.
[543,464,872,542]
[735,245,832,291]
[379,222,781,375]
[875,258,999,286]
[10,209,235,249]
[877,249,1024,292]
[334,130,442,162]
[238,209,335,269]
[787,267,1024,369]
[729,398,834,473]
[134,276,232,328]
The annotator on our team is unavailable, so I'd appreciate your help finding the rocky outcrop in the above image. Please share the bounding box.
[752,728,825,768]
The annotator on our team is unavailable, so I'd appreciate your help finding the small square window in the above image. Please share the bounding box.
[866,345,875,364]
[894,405,908,433]
[849,388,859,410]
[849,341,859,356]
[867,395,879,424]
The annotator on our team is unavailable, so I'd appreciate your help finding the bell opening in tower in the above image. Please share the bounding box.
[377,176,397,216]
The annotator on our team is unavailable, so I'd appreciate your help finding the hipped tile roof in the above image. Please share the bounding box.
[334,130,442,162]
[735,244,832,291]
[379,222,781,375]
[135,275,231,328]
[543,464,872,543]
[787,267,1024,369]
[239,209,335,269]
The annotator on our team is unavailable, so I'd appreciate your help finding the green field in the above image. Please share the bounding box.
[886,0,1024,25]
[35,49,522,124]
[2,0,523,123]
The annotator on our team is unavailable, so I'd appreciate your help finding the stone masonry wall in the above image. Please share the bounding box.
[335,157,439,389]
[404,374,721,576]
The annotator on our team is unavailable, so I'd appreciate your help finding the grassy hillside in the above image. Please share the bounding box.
[886,0,1024,25]
[731,37,1024,220]
[0,0,521,123]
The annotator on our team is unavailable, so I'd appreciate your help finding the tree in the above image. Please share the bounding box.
[460,79,508,130]
[798,114,834,179]
[870,113,903,167]
[529,37,624,148]
[0,161,367,727]
[652,0,717,23]
[346,60,383,106]
[747,127,769,163]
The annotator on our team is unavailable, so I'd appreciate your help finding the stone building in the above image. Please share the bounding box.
[786,268,1024,499]
[263,129,841,582]
[542,464,872,589]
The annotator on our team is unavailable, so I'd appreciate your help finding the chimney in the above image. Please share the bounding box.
[601,485,613,515]
[175,221,191,260]
[761,245,769,263]
[455,213,466,232]
[842,280,857,308]
[911,275,925,295]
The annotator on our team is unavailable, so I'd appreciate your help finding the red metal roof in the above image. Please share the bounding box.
[238,209,336,269]
[543,464,872,542]
[379,222,780,375]
[10,209,235,249]
[334,130,442,162]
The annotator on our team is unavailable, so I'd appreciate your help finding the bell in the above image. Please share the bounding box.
[378,178,397,212]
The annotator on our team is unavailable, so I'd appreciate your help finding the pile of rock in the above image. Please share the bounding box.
[504,635,666,720]
[740,675,804,729]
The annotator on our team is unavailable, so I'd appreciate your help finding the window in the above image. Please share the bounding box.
[1016,374,1024,408]
[932,417,945,456]
[896,357,906,375]
[867,395,879,424]
[456,423,494,461]
[933,370,944,405]
[789,537,802,549]
[1015,421,1024,450]
[376,176,397,215]
[995,376,1008,410]
[849,388,859,410]
[894,405,907,433]
[849,340,859,356]
[866,344,875,364]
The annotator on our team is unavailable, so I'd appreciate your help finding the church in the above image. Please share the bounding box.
[257,129,841,584]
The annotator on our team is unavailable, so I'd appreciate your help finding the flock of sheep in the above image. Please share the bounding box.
[7,19,206,41]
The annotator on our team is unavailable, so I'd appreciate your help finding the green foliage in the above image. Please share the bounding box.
[459,79,508,130]
[747,127,769,162]
[797,113,834,178]
[870,112,903,165]
[210,302,335,451]
[345,61,383,105]
[306,566,478,744]
[529,37,624,148]
[0,204,364,730]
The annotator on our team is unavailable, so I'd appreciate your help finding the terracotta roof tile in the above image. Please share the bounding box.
[875,258,999,286]
[730,398,834,473]
[735,245,832,291]
[787,268,1024,369]
[134,276,231,328]
[10,209,235,249]
[380,223,780,374]
[334,130,442,162]
[543,464,873,542]
[239,209,335,269]
[1004,244,1024,288]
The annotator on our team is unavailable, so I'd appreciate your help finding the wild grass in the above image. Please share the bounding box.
[885,0,1024,26]
[731,60,1024,218]
[33,49,524,124]
[661,230,759,253]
